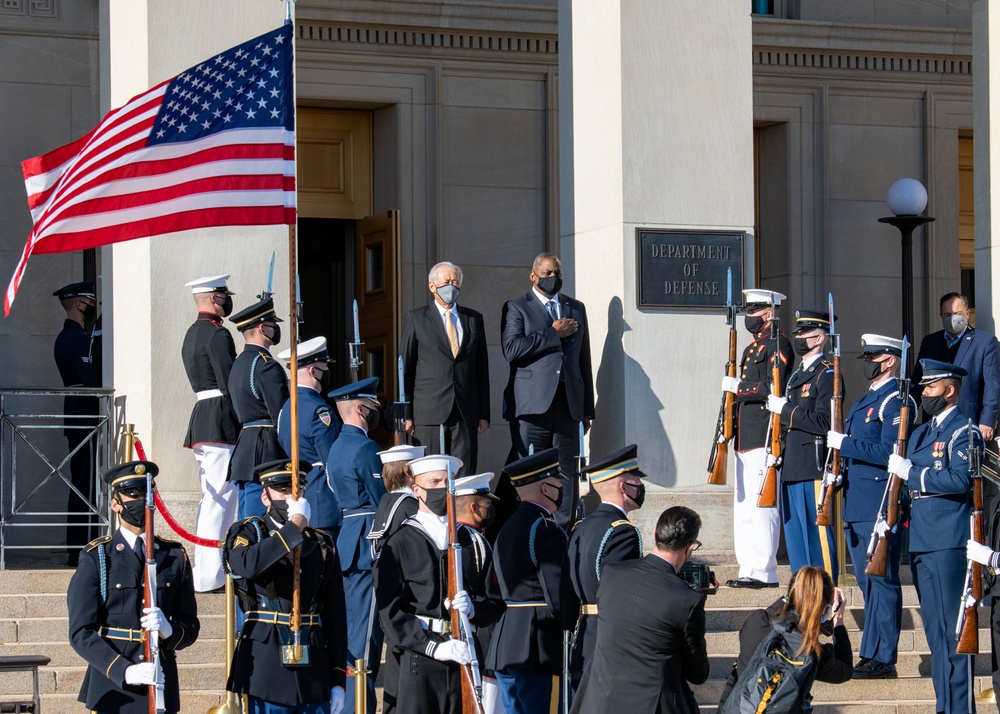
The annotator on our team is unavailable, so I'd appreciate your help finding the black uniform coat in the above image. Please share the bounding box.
[227,344,289,482]
[486,501,578,675]
[54,318,101,435]
[224,516,347,705]
[734,325,794,451]
[401,303,491,426]
[500,290,595,421]
[566,503,642,673]
[778,356,842,482]
[368,490,418,556]
[67,531,199,714]
[570,555,708,714]
[457,522,506,664]
[182,313,240,447]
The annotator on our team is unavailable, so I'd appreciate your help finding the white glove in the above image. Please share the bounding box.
[767,395,787,415]
[887,453,912,481]
[432,638,472,665]
[330,686,345,714]
[721,376,740,394]
[141,606,173,639]
[764,453,779,469]
[967,539,995,567]
[124,661,161,686]
[286,496,311,526]
[446,590,475,617]
[826,430,845,451]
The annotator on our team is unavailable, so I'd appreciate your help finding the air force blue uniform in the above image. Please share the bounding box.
[278,386,341,533]
[325,423,385,714]
[907,406,980,714]
[840,377,914,665]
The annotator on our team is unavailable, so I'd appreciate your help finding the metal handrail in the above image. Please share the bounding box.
[0,388,117,568]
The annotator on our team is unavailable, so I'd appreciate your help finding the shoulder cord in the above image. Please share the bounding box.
[249,354,263,401]
[948,424,982,461]
[99,543,108,603]
[878,391,918,424]
[595,523,643,581]
[221,518,265,580]
[529,516,566,568]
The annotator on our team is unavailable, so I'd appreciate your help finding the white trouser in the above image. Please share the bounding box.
[192,443,236,592]
[734,447,780,583]
[482,675,506,714]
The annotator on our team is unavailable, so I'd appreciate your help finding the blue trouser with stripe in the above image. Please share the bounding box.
[781,479,838,584]
[845,519,902,664]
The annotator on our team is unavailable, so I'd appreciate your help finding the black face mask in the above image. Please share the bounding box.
[544,482,564,511]
[313,368,331,393]
[268,499,290,525]
[478,503,496,529]
[221,296,234,317]
[117,497,147,528]
[82,304,98,323]
[922,393,949,417]
[744,314,766,335]
[792,337,812,357]
[536,275,563,297]
[362,406,380,433]
[625,483,646,508]
[863,360,885,381]
[266,325,282,347]
[420,487,449,517]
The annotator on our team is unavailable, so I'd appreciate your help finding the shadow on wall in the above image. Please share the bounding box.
[591,296,675,487]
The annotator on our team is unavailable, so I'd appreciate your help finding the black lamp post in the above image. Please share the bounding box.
[878,178,935,354]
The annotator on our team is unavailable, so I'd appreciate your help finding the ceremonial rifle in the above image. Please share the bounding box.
[816,292,840,526]
[349,299,364,383]
[956,418,984,654]
[444,446,487,714]
[143,455,166,714]
[708,267,736,486]
[865,337,910,578]
[757,295,782,508]
[394,356,410,446]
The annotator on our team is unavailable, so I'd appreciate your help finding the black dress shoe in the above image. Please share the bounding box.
[725,577,779,589]
[852,659,896,679]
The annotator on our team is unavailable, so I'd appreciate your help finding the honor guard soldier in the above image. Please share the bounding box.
[375,457,503,713]
[224,459,348,714]
[324,376,386,714]
[368,443,425,714]
[886,359,980,713]
[181,274,240,592]
[454,472,506,714]
[54,280,102,564]
[721,289,793,589]
[67,461,199,713]
[486,448,578,714]
[228,296,289,519]
[566,445,645,691]
[277,336,342,539]
[827,334,913,679]
[766,309,841,581]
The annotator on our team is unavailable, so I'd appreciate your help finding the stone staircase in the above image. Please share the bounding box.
[0,564,995,712]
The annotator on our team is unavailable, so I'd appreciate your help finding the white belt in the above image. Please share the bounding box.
[418,616,452,634]
[196,389,224,401]
[343,510,376,518]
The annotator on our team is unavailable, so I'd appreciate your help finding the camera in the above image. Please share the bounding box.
[679,562,719,595]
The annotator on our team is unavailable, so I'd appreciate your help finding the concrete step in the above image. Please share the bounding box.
[699,702,998,713]
[704,650,993,679]
[1,662,226,697]
[704,603,990,632]
[691,674,994,704]
[36,690,225,710]
[704,626,992,656]
[6,613,226,644]
[707,582,922,609]
[0,636,227,668]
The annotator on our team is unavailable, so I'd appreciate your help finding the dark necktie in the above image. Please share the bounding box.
[134,537,146,563]
[545,300,557,323]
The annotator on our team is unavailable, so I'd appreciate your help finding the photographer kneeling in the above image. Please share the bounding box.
[718,566,852,713]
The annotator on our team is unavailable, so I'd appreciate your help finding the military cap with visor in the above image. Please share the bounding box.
[53,280,96,301]
[104,460,158,493]
[504,447,563,487]
[859,334,904,358]
[742,288,785,310]
[918,359,968,385]
[254,459,310,489]
[585,444,646,485]
[277,335,334,367]
[230,296,282,332]
[793,309,834,334]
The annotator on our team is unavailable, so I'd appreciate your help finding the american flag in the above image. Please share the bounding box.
[5,24,296,316]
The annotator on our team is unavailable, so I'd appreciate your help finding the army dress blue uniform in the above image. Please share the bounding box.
[182,275,242,592]
[324,376,386,714]
[774,331,841,582]
[224,506,347,711]
[487,450,578,714]
[838,335,914,673]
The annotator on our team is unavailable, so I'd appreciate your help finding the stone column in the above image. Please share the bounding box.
[560,1,755,549]
[974,0,999,333]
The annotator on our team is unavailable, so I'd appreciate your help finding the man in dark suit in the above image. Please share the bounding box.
[501,252,594,527]
[566,445,645,691]
[887,359,980,713]
[401,261,490,473]
[570,506,709,714]
[766,309,841,582]
[911,292,1000,440]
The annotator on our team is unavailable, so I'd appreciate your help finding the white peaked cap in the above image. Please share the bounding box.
[277,336,332,366]
[185,274,234,294]
[408,454,464,477]
[742,289,785,307]
[377,444,427,464]
[860,333,904,357]
[454,472,498,499]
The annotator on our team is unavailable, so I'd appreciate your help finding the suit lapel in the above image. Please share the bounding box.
[953,327,975,367]
[457,307,470,354]
[524,291,551,326]
[424,304,453,356]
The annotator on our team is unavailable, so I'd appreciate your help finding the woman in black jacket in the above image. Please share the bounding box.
[718,566,853,711]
